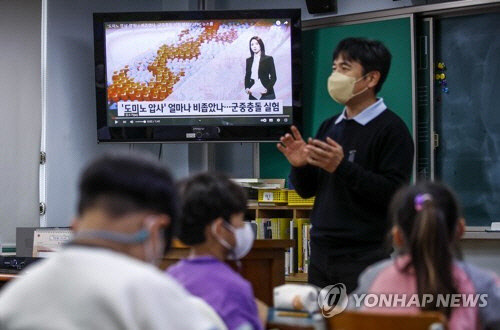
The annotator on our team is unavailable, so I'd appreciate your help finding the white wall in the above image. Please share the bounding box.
[44,0,195,228]
[0,0,41,246]
[212,0,427,20]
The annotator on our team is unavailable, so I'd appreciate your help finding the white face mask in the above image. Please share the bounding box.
[327,71,369,105]
[212,222,255,260]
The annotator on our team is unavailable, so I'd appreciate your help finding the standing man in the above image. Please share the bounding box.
[278,38,414,293]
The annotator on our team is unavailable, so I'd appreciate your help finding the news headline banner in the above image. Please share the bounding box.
[118,100,283,117]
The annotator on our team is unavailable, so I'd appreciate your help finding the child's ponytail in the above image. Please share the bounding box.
[409,193,457,316]
[390,183,462,317]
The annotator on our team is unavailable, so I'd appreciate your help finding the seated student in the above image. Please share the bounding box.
[351,182,500,329]
[0,154,219,330]
[167,173,266,330]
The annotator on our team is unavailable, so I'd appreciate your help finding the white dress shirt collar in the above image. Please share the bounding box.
[334,98,387,126]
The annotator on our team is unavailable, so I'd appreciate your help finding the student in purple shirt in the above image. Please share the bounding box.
[167,173,267,330]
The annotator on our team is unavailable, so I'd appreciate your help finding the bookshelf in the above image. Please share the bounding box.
[247,203,312,283]
[246,203,312,219]
[285,272,308,283]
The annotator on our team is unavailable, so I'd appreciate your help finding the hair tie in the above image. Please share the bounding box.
[414,193,432,211]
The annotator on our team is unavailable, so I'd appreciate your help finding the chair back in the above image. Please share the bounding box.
[327,310,447,330]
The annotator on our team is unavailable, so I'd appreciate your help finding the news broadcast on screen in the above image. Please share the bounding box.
[94,9,300,142]
[105,18,293,127]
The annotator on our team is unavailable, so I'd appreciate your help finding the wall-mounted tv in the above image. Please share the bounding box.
[93,9,301,143]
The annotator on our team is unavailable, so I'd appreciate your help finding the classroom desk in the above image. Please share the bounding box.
[266,309,326,330]
[0,272,22,293]
[0,274,16,290]
[160,239,293,306]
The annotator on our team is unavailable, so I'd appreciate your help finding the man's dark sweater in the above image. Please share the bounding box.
[290,108,414,254]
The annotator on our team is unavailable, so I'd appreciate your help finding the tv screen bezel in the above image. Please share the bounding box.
[93,9,302,143]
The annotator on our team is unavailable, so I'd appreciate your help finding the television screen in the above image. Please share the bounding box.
[93,10,301,142]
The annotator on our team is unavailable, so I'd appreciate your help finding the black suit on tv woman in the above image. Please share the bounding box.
[245,55,277,100]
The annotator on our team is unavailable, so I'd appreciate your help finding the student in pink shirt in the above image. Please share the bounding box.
[351,182,500,329]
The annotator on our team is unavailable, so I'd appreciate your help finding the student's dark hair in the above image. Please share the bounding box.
[77,153,178,250]
[177,172,247,245]
[332,37,392,93]
[249,36,266,57]
[390,181,462,317]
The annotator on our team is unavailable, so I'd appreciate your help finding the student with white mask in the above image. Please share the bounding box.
[167,173,267,330]
[0,153,220,330]
[277,38,414,293]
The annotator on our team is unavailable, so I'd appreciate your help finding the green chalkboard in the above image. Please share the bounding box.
[260,17,414,181]
[435,12,500,226]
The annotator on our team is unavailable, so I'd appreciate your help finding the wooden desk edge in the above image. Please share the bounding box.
[0,274,17,281]
[171,239,294,249]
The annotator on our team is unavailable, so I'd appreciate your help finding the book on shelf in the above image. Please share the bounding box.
[284,251,290,276]
[288,218,310,274]
[289,219,297,274]
[303,223,311,273]
[255,218,291,239]
[297,218,310,273]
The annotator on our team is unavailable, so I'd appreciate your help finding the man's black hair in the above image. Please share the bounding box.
[177,173,247,245]
[332,37,392,94]
[77,153,178,250]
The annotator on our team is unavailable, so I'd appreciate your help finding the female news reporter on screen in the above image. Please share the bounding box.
[244,36,277,100]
